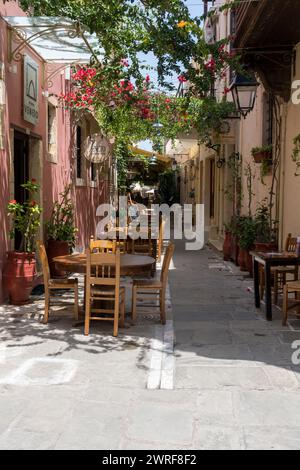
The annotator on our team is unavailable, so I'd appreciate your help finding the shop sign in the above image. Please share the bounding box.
[24,55,39,125]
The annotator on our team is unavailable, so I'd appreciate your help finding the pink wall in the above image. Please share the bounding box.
[0,2,108,302]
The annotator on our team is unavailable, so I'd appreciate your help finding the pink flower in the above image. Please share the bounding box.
[9,200,17,204]
[120,59,129,67]
[145,75,151,83]
[178,75,187,83]
[126,82,134,91]
[204,58,216,71]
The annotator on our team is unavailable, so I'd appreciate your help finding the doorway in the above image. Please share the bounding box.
[14,131,29,249]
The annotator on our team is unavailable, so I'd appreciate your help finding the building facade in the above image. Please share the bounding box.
[0,1,109,303]
[167,0,300,252]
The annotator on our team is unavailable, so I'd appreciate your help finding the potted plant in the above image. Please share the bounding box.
[251,145,272,164]
[254,200,277,252]
[238,216,256,275]
[3,180,42,304]
[260,157,273,184]
[45,185,78,278]
[232,216,248,271]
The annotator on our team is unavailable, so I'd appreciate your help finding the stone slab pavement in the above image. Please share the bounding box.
[0,241,300,449]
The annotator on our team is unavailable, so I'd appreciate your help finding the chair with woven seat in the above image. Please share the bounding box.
[37,241,79,324]
[283,281,300,326]
[131,234,153,257]
[273,234,298,304]
[131,242,175,324]
[84,248,125,337]
[260,234,298,304]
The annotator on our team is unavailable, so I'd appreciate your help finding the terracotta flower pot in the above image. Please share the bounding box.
[253,150,272,164]
[223,231,232,261]
[246,251,253,277]
[3,251,36,305]
[238,247,248,272]
[231,235,239,265]
[46,240,70,278]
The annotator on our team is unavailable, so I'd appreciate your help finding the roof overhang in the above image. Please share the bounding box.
[130,146,171,164]
[4,16,103,64]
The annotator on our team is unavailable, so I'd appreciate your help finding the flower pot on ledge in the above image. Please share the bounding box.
[252,150,272,164]
[3,251,36,305]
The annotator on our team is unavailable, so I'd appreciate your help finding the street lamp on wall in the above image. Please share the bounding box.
[230,73,259,118]
[171,159,178,171]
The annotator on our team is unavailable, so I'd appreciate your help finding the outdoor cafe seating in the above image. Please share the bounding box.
[39,220,173,337]
[38,241,79,325]
[252,233,300,325]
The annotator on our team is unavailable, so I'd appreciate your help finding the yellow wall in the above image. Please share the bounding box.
[281,43,300,243]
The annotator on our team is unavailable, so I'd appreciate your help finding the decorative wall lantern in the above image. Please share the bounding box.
[230,73,259,118]
[171,159,178,171]
[149,155,158,166]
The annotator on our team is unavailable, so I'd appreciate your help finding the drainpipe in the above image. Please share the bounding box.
[278,102,288,249]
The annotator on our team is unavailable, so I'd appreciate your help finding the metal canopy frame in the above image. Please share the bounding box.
[4,16,102,72]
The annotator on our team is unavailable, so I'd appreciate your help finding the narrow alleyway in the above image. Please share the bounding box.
[169,241,300,449]
[0,243,300,449]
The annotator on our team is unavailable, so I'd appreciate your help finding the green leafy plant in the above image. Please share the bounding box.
[251,145,273,157]
[254,199,273,243]
[158,169,179,204]
[260,158,272,185]
[291,133,300,176]
[45,185,78,247]
[244,163,255,216]
[238,216,256,250]
[224,152,243,214]
[7,180,42,253]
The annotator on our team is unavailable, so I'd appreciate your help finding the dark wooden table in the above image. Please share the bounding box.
[251,251,300,321]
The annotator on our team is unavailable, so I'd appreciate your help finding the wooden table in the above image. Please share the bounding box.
[53,253,156,277]
[251,251,300,321]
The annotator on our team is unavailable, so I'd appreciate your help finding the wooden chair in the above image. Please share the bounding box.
[273,234,298,304]
[106,228,128,253]
[37,241,79,324]
[90,237,116,253]
[131,228,153,257]
[131,242,175,324]
[84,248,125,337]
[260,234,298,304]
[283,281,300,326]
[115,239,128,254]
[157,218,166,263]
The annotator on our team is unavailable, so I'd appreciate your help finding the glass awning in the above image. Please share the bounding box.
[4,16,103,64]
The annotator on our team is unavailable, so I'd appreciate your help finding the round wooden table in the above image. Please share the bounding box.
[53,253,155,276]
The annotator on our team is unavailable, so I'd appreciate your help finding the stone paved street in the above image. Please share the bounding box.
[1,241,300,450]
